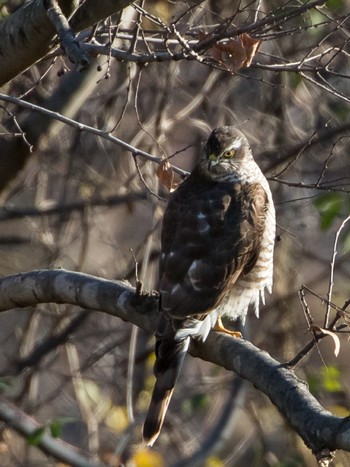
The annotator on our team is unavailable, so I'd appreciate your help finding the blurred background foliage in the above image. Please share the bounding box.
[0,0,350,465]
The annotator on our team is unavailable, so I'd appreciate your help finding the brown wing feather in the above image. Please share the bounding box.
[159,166,268,319]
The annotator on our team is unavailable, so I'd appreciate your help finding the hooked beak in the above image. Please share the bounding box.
[208,153,218,170]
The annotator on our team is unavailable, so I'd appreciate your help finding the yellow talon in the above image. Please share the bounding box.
[213,317,242,338]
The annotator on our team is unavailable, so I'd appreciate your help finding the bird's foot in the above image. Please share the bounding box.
[213,318,242,338]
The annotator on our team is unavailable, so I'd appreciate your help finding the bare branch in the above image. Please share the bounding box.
[191,334,348,460]
[0,0,133,87]
[0,191,149,221]
[0,0,132,86]
[0,269,158,330]
[12,311,88,375]
[0,93,188,179]
[0,394,104,467]
[0,0,77,86]
[0,269,350,460]
[284,287,349,368]
[263,122,350,176]
[44,0,90,70]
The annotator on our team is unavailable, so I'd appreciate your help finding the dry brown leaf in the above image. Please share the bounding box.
[240,32,262,67]
[156,160,177,192]
[310,325,341,357]
[204,32,261,72]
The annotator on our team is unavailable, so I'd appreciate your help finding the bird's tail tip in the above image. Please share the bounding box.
[142,387,174,446]
[142,432,158,447]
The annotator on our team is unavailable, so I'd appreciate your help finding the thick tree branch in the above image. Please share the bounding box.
[0,0,133,87]
[0,0,134,193]
[0,269,158,331]
[0,269,350,462]
[191,336,347,461]
[0,0,77,86]
[44,0,90,70]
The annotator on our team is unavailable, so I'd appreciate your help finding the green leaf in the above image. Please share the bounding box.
[313,193,343,230]
[290,72,302,89]
[27,427,45,446]
[182,393,209,415]
[326,0,345,12]
[49,420,62,438]
[190,393,209,410]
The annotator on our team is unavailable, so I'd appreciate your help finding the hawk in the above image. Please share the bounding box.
[143,126,275,446]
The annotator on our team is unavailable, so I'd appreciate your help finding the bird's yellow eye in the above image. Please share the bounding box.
[223,149,235,158]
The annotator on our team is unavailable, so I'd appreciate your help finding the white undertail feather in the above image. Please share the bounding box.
[174,311,219,341]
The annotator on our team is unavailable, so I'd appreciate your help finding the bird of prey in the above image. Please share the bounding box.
[143,126,275,446]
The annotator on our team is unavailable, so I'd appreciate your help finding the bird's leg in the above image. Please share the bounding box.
[213,317,242,338]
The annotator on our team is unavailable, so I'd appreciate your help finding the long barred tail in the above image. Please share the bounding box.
[143,316,190,446]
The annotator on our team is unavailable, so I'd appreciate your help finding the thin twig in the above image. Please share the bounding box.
[133,154,163,200]
[11,311,89,375]
[286,288,350,369]
[0,192,149,221]
[0,93,188,178]
[324,214,350,327]
[1,106,33,151]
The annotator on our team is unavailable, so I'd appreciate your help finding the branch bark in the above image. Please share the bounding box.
[44,0,90,70]
[0,269,349,462]
[0,269,158,331]
[0,0,133,87]
[0,0,77,86]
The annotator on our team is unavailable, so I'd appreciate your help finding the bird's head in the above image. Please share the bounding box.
[200,126,253,177]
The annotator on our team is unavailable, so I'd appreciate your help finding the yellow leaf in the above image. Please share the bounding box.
[147,351,156,369]
[104,405,129,433]
[133,449,164,467]
[205,456,224,467]
[327,404,350,417]
[327,404,350,418]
